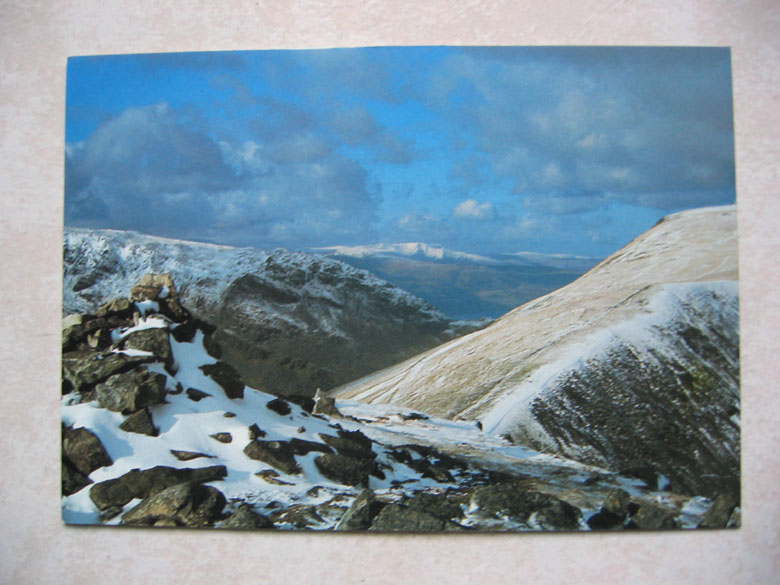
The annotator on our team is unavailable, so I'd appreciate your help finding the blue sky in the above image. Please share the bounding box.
[64,46,735,257]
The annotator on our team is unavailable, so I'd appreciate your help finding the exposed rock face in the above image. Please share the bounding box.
[63,229,458,397]
[334,206,739,499]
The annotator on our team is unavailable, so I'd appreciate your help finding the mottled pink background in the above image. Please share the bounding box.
[1,1,778,583]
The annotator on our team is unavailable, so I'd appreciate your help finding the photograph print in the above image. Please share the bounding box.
[61,46,739,531]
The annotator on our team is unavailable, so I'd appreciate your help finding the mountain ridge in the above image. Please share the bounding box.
[333,205,739,497]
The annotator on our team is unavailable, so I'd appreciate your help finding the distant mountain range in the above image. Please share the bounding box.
[312,243,602,320]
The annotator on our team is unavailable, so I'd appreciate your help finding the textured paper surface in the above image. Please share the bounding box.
[1,1,778,584]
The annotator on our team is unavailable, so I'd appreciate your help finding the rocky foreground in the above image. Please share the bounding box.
[62,274,738,531]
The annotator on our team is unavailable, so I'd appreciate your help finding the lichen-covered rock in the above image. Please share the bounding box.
[62,426,113,476]
[121,482,226,527]
[471,483,582,529]
[95,368,167,414]
[243,440,301,475]
[62,457,92,496]
[369,504,453,532]
[699,493,740,529]
[335,490,384,531]
[627,502,679,530]
[62,350,155,393]
[219,505,274,530]
[119,407,158,436]
[314,453,373,486]
[89,465,227,510]
[120,327,173,367]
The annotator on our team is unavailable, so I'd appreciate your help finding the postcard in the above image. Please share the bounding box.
[61,46,739,531]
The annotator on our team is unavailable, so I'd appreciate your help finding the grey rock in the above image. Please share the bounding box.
[243,440,301,475]
[121,482,226,527]
[313,388,340,417]
[219,504,274,530]
[627,502,679,530]
[369,504,451,532]
[62,426,113,476]
[95,368,167,414]
[119,407,158,436]
[62,350,155,393]
[335,490,384,531]
[89,465,227,510]
[199,361,244,399]
[314,453,373,486]
[699,493,740,529]
[120,327,173,367]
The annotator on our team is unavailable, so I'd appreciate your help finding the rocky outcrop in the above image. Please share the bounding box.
[89,465,227,511]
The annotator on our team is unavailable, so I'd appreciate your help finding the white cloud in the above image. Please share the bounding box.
[453,199,496,220]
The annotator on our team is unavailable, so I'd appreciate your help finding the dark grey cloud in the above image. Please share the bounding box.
[431,47,735,214]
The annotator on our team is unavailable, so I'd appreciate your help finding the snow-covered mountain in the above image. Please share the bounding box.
[312,242,601,320]
[64,228,470,398]
[61,276,734,530]
[313,242,502,264]
[333,205,740,499]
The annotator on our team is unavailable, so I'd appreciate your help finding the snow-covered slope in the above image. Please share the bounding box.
[64,228,461,397]
[333,205,740,498]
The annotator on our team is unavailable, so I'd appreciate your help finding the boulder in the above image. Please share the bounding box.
[120,327,173,367]
[243,440,301,475]
[248,423,266,440]
[62,426,113,476]
[95,368,167,414]
[471,483,582,530]
[335,490,384,531]
[186,388,211,402]
[130,273,190,322]
[403,491,463,522]
[210,432,232,444]
[368,503,453,532]
[89,465,227,510]
[699,493,740,529]
[627,502,679,530]
[199,362,244,399]
[314,453,374,486]
[96,297,136,320]
[313,388,341,417]
[62,457,92,496]
[119,408,158,436]
[219,504,275,530]
[62,350,155,393]
[288,438,332,456]
[319,430,375,460]
[266,397,291,415]
[587,488,631,530]
[121,482,226,527]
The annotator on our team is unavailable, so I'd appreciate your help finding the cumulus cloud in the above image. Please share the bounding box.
[453,199,496,220]
[65,103,379,248]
